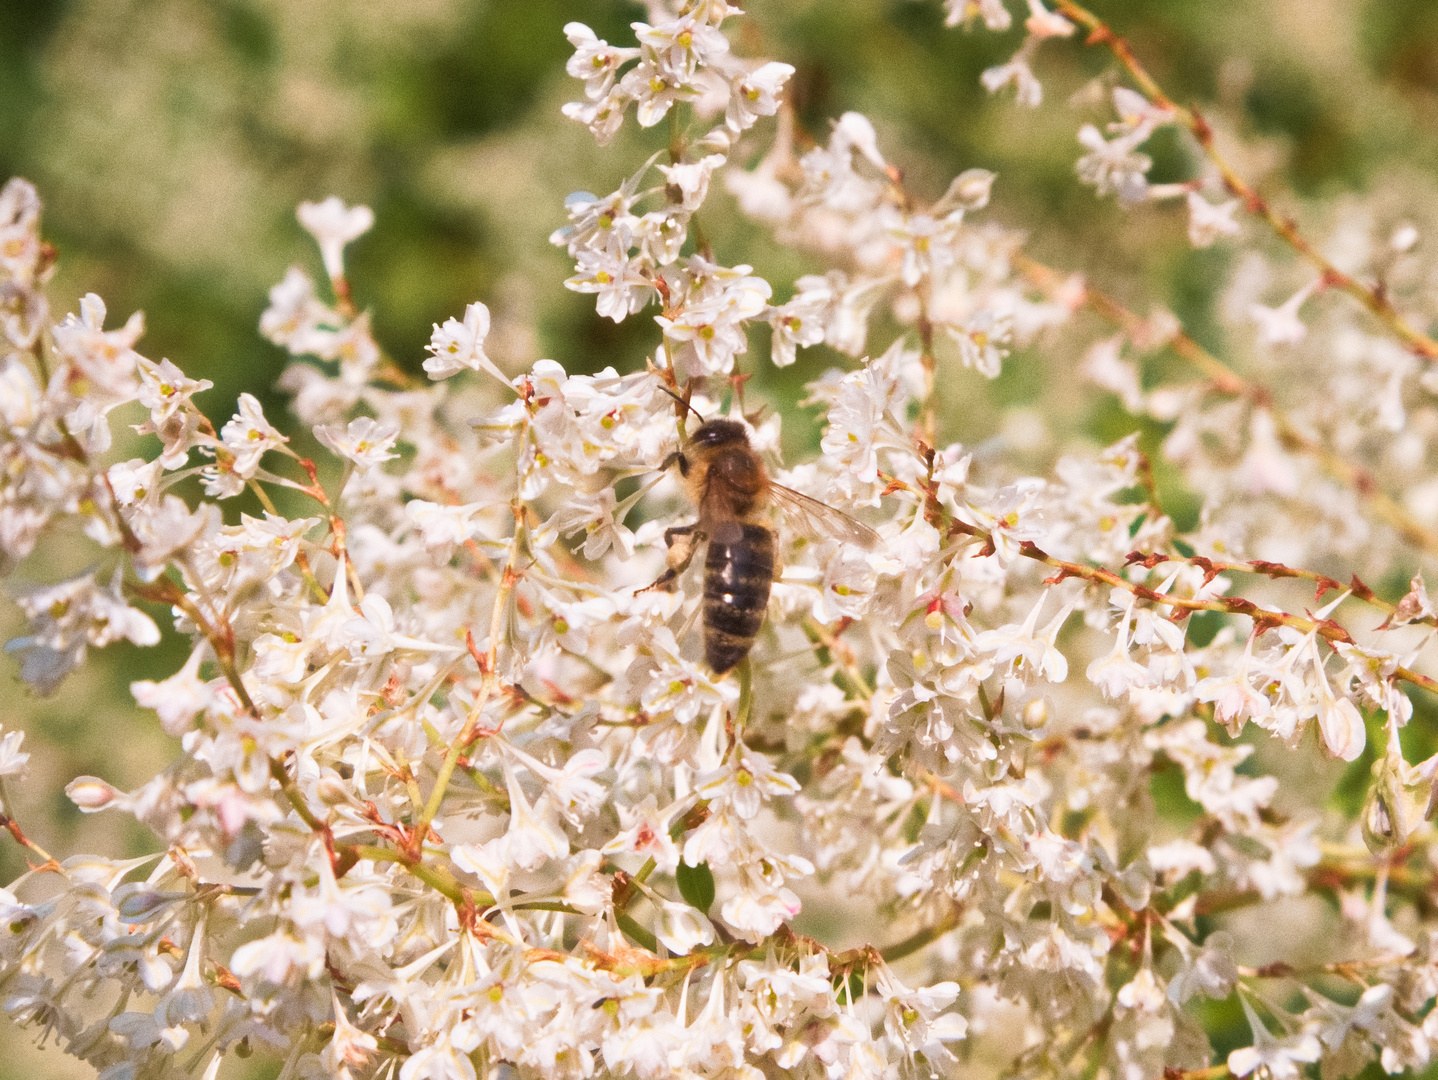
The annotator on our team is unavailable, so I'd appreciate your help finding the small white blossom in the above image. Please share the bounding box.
[314,416,400,471]
[1187,190,1243,247]
[297,196,374,281]
[424,301,508,385]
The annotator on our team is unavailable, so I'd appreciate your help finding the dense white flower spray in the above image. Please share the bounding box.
[5,2,1438,1078]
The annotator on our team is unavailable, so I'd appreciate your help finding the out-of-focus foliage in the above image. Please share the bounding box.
[4,1,1438,1075]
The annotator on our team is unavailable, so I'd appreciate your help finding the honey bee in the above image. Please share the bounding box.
[648,417,881,675]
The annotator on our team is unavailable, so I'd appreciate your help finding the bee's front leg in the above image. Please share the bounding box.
[639,523,701,593]
[658,450,690,477]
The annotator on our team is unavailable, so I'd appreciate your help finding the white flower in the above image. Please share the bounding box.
[973,591,1072,683]
[1076,123,1152,204]
[67,776,125,811]
[1194,633,1271,732]
[654,898,715,954]
[218,392,286,480]
[945,0,1012,29]
[52,292,145,398]
[322,993,379,1078]
[769,282,830,367]
[136,357,211,424]
[564,22,639,101]
[1227,998,1321,1080]
[314,415,400,470]
[424,301,508,385]
[603,795,684,873]
[565,247,655,322]
[405,499,486,562]
[656,154,726,213]
[721,882,801,942]
[1024,0,1075,38]
[297,196,374,280]
[1187,190,1242,247]
[981,48,1042,107]
[950,309,1011,377]
[562,88,631,145]
[0,729,29,779]
[132,647,214,736]
[1249,279,1319,346]
[1316,677,1366,762]
[0,178,43,286]
[8,572,160,693]
[727,61,795,132]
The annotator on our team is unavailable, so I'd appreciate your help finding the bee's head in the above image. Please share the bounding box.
[688,418,749,450]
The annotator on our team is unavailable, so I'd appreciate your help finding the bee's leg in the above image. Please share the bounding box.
[638,523,700,593]
[658,450,690,477]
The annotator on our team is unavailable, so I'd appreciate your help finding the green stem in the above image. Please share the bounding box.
[878,910,961,964]
[617,913,659,952]
[735,656,752,730]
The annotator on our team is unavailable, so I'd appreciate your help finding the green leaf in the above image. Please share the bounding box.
[676,860,715,913]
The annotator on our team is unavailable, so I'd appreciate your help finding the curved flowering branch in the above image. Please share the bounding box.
[1050,0,1438,363]
[1015,253,1438,558]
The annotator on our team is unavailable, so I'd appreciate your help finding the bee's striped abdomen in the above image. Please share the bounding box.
[703,521,775,674]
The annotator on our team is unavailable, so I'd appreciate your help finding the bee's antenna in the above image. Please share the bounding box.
[656,381,706,424]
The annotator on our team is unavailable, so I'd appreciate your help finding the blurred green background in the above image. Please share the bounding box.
[5,0,1438,1074]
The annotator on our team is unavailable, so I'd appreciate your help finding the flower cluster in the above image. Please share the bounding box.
[4,3,1438,1080]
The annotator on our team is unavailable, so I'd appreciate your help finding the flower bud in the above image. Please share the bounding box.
[66,776,124,812]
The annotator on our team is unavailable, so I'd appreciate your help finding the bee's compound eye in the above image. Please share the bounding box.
[692,419,745,447]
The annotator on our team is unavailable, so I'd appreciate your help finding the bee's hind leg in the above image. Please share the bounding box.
[638,523,701,593]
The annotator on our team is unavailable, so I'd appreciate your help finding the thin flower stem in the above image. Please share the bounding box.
[269,758,325,832]
[292,549,333,606]
[0,778,61,873]
[876,909,960,963]
[417,513,523,842]
[1014,253,1438,558]
[802,616,874,700]
[1051,0,1438,363]
[1237,953,1412,981]
[963,516,1438,696]
[1172,1067,1232,1080]
[246,479,280,516]
[922,770,966,806]
[1126,551,1428,626]
[735,655,753,729]
[617,912,660,952]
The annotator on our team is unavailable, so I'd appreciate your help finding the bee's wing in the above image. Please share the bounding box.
[770,483,882,550]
